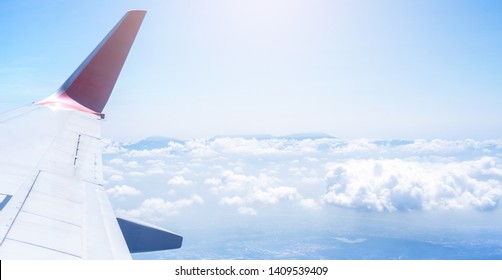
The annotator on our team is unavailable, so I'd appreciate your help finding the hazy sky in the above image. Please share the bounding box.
[0,0,501,141]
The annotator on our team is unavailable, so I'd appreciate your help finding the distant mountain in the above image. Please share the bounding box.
[124,136,184,150]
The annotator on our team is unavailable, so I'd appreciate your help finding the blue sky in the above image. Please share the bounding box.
[0,0,501,141]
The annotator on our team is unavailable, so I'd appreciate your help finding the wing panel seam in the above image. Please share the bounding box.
[19,210,83,228]
[5,238,80,258]
[0,170,41,246]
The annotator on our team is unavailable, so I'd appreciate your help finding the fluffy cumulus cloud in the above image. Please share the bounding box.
[207,170,280,194]
[103,137,502,218]
[249,186,301,204]
[106,185,142,198]
[219,196,246,206]
[209,169,314,215]
[322,157,502,212]
[168,175,193,186]
[118,195,204,219]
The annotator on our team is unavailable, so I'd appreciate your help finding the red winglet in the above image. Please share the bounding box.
[37,10,146,115]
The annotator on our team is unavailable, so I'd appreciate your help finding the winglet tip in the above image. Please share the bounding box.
[39,10,146,115]
[127,9,147,14]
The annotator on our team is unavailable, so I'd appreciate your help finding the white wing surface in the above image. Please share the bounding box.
[0,10,182,260]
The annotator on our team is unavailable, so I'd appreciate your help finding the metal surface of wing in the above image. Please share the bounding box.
[0,106,130,259]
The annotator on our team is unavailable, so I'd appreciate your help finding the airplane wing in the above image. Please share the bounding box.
[0,10,182,260]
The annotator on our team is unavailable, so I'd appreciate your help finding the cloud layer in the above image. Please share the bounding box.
[323,157,502,212]
[103,137,502,221]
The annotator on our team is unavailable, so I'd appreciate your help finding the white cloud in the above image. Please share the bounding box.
[209,170,280,194]
[125,142,185,158]
[185,139,217,157]
[103,165,124,176]
[168,175,193,186]
[238,207,257,216]
[107,185,141,198]
[119,195,204,219]
[146,159,166,166]
[300,198,320,210]
[104,137,502,217]
[305,157,319,163]
[207,169,307,215]
[210,138,287,155]
[102,139,128,154]
[219,196,246,206]
[108,138,502,161]
[249,186,301,204]
[205,177,222,186]
[145,159,166,174]
[289,166,321,184]
[202,137,324,156]
[322,157,502,212]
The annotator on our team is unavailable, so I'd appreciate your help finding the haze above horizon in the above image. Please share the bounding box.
[0,0,501,141]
